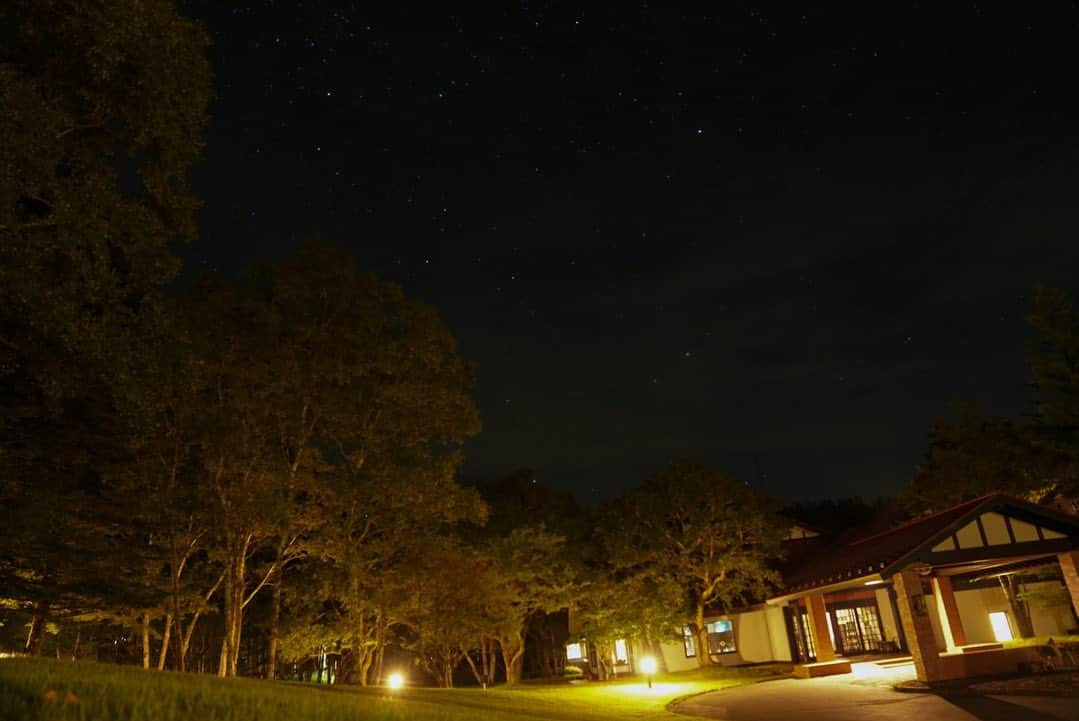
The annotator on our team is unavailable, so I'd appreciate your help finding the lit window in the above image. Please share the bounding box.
[706,618,737,654]
[989,612,1013,642]
[566,642,583,660]
[613,639,628,664]
[683,626,696,657]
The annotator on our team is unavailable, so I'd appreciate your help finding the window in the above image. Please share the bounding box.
[706,619,736,654]
[683,626,696,657]
[989,612,1013,642]
[685,621,737,656]
[613,639,628,665]
[566,642,583,661]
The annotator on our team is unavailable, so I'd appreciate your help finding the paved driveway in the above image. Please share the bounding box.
[675,660,1079,721]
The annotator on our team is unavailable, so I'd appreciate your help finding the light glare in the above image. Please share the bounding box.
[989,612,1013,642]
[387,672,405,689]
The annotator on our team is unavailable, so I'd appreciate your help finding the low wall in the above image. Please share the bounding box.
[937,645,1041,681]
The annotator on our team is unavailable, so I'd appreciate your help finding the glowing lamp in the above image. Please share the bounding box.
[639,655,657,688]
[386,672,405,690]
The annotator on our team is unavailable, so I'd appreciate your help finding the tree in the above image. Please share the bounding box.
[1028,286,1079,510]
[474,472,593,679]
[904,404,1064,515]
[399,543,494,688]
[322,448,485,685]
[601,461,787,667]
[570,568,684,680]
[477,525,575,684]
[903,288,1079,517]
[112,314,224,673]
[0,0,210,655]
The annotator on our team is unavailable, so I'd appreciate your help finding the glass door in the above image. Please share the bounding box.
[832,608,863,654]
[855,606,884,651]
[828,602,885,654]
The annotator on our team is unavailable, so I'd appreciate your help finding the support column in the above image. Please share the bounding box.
[893,569,943,682]
[804,593,835,662]
[932,576,967,650]
[1059,550,1079,623]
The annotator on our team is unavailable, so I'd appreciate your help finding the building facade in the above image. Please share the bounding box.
[569,494,1079,682]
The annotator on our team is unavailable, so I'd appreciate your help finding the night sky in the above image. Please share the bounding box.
[179,1,1079,504]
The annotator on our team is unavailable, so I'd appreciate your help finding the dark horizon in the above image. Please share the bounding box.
[179,1,1079,504]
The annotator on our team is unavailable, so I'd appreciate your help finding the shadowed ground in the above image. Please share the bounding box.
[674,659,1079,721]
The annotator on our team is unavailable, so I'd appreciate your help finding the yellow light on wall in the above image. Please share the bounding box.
[386,672,405,690]
[988,612,1013,642]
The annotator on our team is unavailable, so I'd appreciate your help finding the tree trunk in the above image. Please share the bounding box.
[71,628,81,661]
[167,537,183,671]
[465,638,498,688]
[158,613,173,670]
[498,633,525,685]
[999,575,1035,638]
[24,600,49,656]
[221,543,247,677]
[347,617,375,686]
[358,646,375,686]
[373,617,387,684]
[692,601,712,666]
[179,568,224,673]
[266,571,282,680]
[442,651,456,688]
[178,610,200,673]
[218,636,229,677]
[141,613,152,668]
[464,650,485,688]
[483,638,496,686]
[592,640,620,681]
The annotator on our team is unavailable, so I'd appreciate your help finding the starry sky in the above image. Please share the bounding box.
[179,1,1079,504]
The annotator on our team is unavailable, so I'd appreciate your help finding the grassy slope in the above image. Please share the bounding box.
[0,658,780,721]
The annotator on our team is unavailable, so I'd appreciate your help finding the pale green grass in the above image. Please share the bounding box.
[0,657,782,721]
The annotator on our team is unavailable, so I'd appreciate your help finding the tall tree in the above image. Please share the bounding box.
[904,404,1063,515]
[474,471,593,679]
[601,461,786,667]
[399,543,495,688]
[479,525,575,684]
[904,288,1079,517]
[323,449,485,685]
[216,243,485,682]
[1028,286,1079,511]
[0,0,210,654]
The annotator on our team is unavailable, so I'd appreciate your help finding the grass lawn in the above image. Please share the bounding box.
[0,657,785,721]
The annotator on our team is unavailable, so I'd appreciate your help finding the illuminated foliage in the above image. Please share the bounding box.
[600,462,787,667]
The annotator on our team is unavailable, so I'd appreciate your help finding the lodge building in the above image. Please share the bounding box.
[569,493,1079,683]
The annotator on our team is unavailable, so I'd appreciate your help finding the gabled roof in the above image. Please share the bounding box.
[776,493,1079,596]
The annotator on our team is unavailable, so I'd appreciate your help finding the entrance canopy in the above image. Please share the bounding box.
[765,493,1079,682]
[772,494,1077,601]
